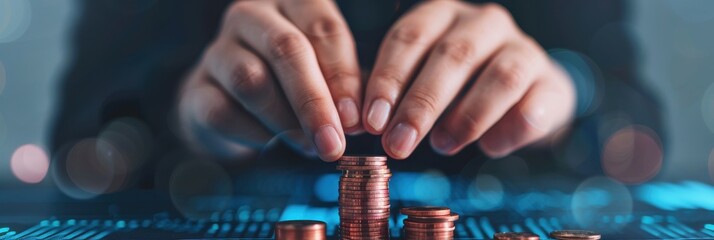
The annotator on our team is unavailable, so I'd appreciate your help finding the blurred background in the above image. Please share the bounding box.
[3,0,714,186]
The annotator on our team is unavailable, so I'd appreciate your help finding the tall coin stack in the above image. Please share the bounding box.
[337,155,391,240]
[400,207,459,240]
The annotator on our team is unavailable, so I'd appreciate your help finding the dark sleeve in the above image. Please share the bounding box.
[50,0,231,187]
[502,0,666,176]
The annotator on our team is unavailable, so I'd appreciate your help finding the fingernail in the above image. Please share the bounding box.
[480,138,511,158]
[387,123,417,158]
[431,130,458,155]
[367,98,391,132]
[314,125,343,159]
[337,98,359,128]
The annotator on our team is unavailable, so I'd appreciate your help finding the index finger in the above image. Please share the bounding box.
[227,1,345,161]
[280,0,363,134]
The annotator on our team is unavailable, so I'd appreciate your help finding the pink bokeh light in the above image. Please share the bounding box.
[601,125,663,185]
[10,144,49,184]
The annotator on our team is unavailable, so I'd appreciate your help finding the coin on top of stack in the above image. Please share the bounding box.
[274,220,326,240]
[493,232,540,240]
[400,206,459,240]
[337,155,391,240]
[549,230,601,240]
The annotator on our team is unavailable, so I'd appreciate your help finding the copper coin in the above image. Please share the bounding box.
[339,202,391,208]
[339,194,391,200]
[404,231,454,237]
[338,185,390,190]
[339,208,391,214]
[404,226,455,232]
[340,155,387,161]
[337,165,388,171]
[339,188,390,194]
[407,212,459,222]
[549,230,601,240]
[274,220,326,240]
[339,196,390,201]
[494,232,540,240]
[343,169,391,175]
[400,206,450,216]
[403,220,455,229]
[338,161,387,166]
[339,213,391,219]
[340,180,390,186]
[339,177,390,182]
[341,221,390,227]
[340,219,389,225]
[341,173,392,179]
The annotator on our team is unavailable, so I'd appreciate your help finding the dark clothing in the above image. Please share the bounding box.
[51,0,663,188]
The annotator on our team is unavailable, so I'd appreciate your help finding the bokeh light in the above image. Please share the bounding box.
[548,49,603,117]
[601,125,663,184]
[571,177,633,232]
[466,174,505,211]
[10,144,49,184]
[701,82,714,133]
[170,160,233,220]
[0,0,32,43]
[412,169,450,204]
[57,138,128,199]
[98,118,152,173]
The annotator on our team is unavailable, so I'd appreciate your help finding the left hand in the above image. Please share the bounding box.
[362,1,576,159]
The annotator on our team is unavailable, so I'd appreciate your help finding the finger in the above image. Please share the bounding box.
[383,5,515,159]
[179,69,274,157]
[478,71,576,157]
[280,0,363,134]
[226,1,345,161]
[363,1,458,133]
[430,37,545,155]
[203,39,300,133]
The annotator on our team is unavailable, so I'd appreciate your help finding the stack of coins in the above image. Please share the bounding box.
[400,207,459,239]
[549,230,601,240]
[494,232,540,240]
[274,220,326,240]
[337,155,391,240]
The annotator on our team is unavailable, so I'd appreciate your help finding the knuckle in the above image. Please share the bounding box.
[229,61,268,98]
[204,98,231,129]
[372,68,408,87]
[407,88,440,115]
[298,93,329,116]
[458,110,487,139]
[389,25,427,45]
[269,32,309,61]
[324,70,359,84]
[490,61,528,92]
[227,1,255,19]
[481,3,515,25]
[436,38,475,64]
[305,16,345,39]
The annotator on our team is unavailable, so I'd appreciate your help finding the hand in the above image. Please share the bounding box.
[177,0,363,161]
[362,1,576,159]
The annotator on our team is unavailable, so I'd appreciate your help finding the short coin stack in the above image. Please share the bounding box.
[274,220,326,240]
[400,207,459,240]
[337,156,391,239]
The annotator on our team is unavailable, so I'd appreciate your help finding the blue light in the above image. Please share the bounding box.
[279,204,308,221]
[705,224,714,231]
[314,174,339,202]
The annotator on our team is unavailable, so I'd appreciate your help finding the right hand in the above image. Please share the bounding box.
[177,0,362,161]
